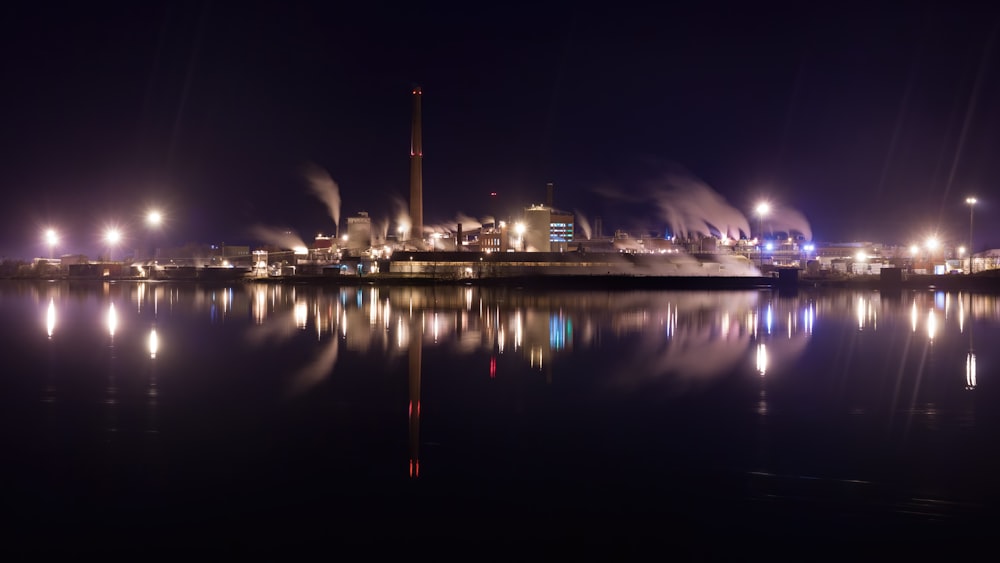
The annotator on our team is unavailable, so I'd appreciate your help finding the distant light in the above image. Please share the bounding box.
[909,245,919,256]
[105,227,122,245]
[147,210,162,227]
[856,251,867,262]
[293,246,308,255]
[515,222,526,235]
[803,244,814,252]
[765,242,773,251]
[958,246,966,256]
[45,228,59,247]
[925,236,940,251]
[756,202,770,216]
[966,197,978,205]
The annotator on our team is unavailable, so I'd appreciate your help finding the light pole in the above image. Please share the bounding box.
[755,202,770,268]
[147,210,162,262]
[44,228,58,260]
[105,227,122,262]
[966,197,977,274]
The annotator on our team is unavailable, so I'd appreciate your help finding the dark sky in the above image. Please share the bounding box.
[1,0,999,259]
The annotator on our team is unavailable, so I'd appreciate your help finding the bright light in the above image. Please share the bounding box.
[958,246,966,256]
[966,197,978,206]
[925,236,940,251]
[149,329,158,358]
[105,227,122,245]
[45,228,59,247]
[47,298,56,338]
[803,244,814,252]
[147,210,162,227]
[755,202,770,216]
[514,222,526,235]
[856,251,867,262]
[292,246,308,255]
[909,245,919,256]
[765,242,773,251]
[107,303,117,337]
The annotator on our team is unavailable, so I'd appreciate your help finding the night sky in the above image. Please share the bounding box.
[1,1,998,259]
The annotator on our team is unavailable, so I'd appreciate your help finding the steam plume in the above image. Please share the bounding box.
[574,209,592,240]
[649,171,751,240]
[250,225,307,251]
[302,162,341,237]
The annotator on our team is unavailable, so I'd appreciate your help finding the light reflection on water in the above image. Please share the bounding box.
[5,280,1000,542]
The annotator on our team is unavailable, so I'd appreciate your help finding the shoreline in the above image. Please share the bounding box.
[6,271,1000,292]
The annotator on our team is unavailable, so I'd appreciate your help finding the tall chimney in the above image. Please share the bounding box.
[546,182,553,208]
[410,87,424,247]
[456,223,463,251]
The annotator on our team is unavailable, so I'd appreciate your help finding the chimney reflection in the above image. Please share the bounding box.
[408,320,422,479]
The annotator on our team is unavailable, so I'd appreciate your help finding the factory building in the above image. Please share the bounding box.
[524,205,575,252]
[345,212,372,254]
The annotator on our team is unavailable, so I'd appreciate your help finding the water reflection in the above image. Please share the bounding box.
[44,298,56,405]
[7,280,1000,537]
[148,327,159,435]
[106,301,118,436]
[23,283,1000,391]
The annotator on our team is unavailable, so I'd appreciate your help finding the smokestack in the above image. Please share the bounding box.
[456,223,463,251]
[546,182,553,208]
[410,87,424,248]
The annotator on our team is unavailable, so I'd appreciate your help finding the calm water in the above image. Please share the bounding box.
[2,279,998,550]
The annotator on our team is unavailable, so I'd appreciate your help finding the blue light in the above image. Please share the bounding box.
[765,242,774,251]
[549,314,566,350]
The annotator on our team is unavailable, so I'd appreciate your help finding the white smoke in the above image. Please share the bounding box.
[302,162,341,237]
[390,195,412,237]
[455,212,482,231]
[250,225,307,251]
[593,162,812,242]
[574,209,592,240]
[759,205,813,242]
[649,171,752,240]
[374,216,390,246]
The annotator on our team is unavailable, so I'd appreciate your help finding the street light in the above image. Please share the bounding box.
[755,202,770,267]
[44,228,59,259]
[105,227,122,262]
[966,197,977,274]
[146,210,163,261]
[147,210,162,228]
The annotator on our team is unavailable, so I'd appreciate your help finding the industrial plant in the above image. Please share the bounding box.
[12,87,1000,286]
